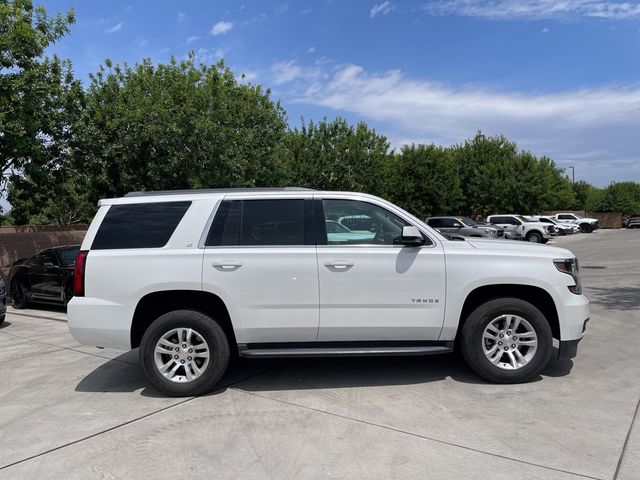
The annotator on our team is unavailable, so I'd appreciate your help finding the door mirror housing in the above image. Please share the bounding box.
[401,226,424,246]
[43,261,56,268]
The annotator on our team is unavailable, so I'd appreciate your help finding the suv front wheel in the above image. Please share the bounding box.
[140,310,230,396]
[460,298,553,383]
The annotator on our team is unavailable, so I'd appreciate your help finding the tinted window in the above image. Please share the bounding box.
[427,218,445,228]
[57,246,81,266]
[321,199,417,246]
[33,251,59,266]
[558,214,572,220]
[92,201,191,249]
[207,199,306,246]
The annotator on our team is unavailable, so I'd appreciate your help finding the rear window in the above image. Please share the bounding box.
[206,199,308,246]
[92,201,191,249]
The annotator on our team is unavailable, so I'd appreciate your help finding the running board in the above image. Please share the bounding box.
[238,341,453,358]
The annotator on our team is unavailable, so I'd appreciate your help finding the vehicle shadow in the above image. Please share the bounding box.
[24,303,67,313]
[75,348,573,396]
[0,321,12,329]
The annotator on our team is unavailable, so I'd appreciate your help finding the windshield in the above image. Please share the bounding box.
[461,217,476,227]
[57,246,80,267]
[573,214,583,219]
[516,215,530,223]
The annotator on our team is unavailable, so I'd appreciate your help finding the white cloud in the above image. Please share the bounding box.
[279,62,640,185]
[270,60,323,85]
[194,47,228,63]
[301,6,313,15]
[307,46,316,53]
[370,1,395,18]
[135,37,148,48]
[186,35,200,43]
[421,1,640,20]
[211,20,233,36]
[105,22,122,34]
[276,3,289,14]
[541,27,550,33]
[177,12,187,22]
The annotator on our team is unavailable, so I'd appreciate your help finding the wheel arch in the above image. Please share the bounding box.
[457,284,560,341]
[130,290,237,352]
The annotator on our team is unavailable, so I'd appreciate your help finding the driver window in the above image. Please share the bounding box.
[322,199,410,246]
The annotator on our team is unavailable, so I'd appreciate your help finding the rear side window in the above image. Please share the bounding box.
[92,201,191,249]
[206,199,310,246]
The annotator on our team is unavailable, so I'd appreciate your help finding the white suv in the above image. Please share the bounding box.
[486,214,557,243]
[68,189,589,396]
[552,213,599,233]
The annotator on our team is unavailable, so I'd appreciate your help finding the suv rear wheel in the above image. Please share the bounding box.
[140,309,230,396]
[460,298,553,383]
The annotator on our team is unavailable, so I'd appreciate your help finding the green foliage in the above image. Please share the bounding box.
[0,0,77,201]
[450,133,575,217]
[599,182,640,214]
[71,55,288,203]
[282,118,390,195]
[387,144,462,219]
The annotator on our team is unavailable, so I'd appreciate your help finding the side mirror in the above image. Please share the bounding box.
[401,226,424,246]
[43,261,56,268]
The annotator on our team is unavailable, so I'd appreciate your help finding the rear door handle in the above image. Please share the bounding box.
[324,260,354,270]
[212,261,243,271]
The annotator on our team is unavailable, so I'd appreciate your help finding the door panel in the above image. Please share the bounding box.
[203,247,319,343]
[202,197,319,344]
[317,198,446,341]
[317,246,446,341]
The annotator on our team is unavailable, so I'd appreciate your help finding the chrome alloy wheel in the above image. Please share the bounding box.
[154,328,210,383]
[482,314,538,370]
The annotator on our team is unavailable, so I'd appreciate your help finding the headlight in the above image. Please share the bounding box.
[553,258,582,294]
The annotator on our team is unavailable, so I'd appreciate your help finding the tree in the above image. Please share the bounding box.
[600,182,640,214]
[451,133,575,216]
[282,118,391,195]
[71,55,289,203]
[387,144,462,219]
[0,0,77,202]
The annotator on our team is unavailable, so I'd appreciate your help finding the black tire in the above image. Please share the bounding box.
[526,231,543,243]
[580,223,593,233]
[460,298,553,384]
[139,310,230,397]
[0,314,5,326]
[10,282,29,309]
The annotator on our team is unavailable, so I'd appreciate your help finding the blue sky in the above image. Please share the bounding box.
[31,1,640,189]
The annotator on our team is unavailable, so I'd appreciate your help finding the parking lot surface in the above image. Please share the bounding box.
[0,229,638,479]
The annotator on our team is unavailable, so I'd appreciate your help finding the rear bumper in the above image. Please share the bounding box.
[67,296,135,350]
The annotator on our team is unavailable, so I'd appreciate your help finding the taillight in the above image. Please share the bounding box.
[73,251,88,297]
[554,258,581,294]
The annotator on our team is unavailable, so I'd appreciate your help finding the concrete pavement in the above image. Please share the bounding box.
[0,229,638,479]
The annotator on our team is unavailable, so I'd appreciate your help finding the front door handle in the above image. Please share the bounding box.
[324,260,354,270]
[212,261,243,271]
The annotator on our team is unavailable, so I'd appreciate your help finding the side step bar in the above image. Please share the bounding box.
[238,341,454,358]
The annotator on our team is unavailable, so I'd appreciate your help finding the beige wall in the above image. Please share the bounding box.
[0,226,87,284]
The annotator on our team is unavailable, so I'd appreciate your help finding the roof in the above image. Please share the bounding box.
[124,187,314,197]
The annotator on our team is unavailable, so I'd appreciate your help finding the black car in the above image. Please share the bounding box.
[0,277,6,325]
[9,245,80,309]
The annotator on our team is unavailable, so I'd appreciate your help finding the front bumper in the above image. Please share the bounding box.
[558,317,588,358]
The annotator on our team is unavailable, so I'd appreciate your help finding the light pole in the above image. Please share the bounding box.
[568,166,575,184]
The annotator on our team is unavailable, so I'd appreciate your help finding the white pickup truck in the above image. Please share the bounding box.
[68,189,589,396]
[551,213,599,233]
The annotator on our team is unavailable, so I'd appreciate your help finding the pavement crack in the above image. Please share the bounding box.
[0,365,280,472]
[614,396,640,480]
[0,329,138,366]
[232,389,604,480]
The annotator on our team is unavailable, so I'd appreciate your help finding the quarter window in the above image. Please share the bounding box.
[92,201,191,250]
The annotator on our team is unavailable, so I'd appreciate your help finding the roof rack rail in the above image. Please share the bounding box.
[124,187,315,197]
